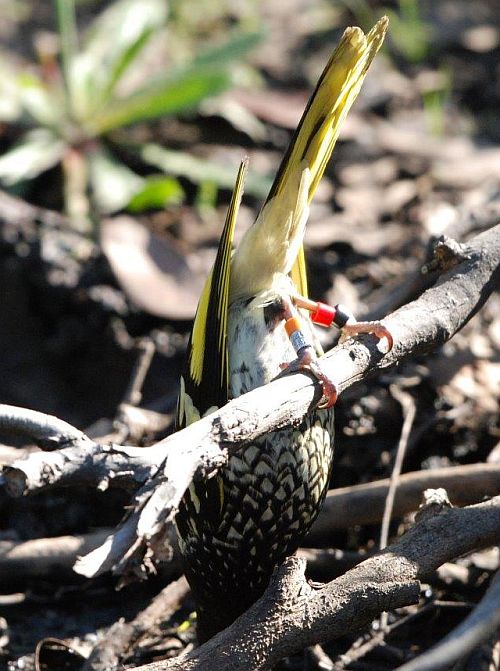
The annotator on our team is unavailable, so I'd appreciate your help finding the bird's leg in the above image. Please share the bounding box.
[292,295,393,351]
[279,294,393,408]
[279,296,338,408]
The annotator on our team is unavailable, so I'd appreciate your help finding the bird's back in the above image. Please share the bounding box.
[177,288,334,641]
[175,19,388,642]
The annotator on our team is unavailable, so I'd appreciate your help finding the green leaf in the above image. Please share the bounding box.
[70,0,168,120]
[83,0,165,100]
[87,30,262,134]
[127,175,184,212]
[55,0,79,114]
[192,31,262,70]
[18,73,63,126]
[89,69,231,134]
[87,146,144,213]
[99,28,154,104]
[386,0,431,64]
[0,129,65,185]
[84,0,167,64]
[195,179,218,212]
[0,55,23,122]
[141,144,272,199]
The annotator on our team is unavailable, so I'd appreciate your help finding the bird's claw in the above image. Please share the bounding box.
[284,345,338,409]
[340,320,393,352]
[308,358,338,408]
[291,295,393,352]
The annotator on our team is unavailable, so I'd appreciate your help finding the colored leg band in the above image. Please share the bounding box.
[310,302,336,327]
[285,316,302,337]
[290,329,309,353]
[333,304,351,328]
[285,317,312,354]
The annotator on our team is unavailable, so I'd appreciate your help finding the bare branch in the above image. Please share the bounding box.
[379,386,417,551]
[309,462,500,541]
[0,404,91,449]
[394,569,500,671]
[82,576,190,671]
[0,530,112,583]
[1,224,499,577]
[1,440,165,497]
[0,530,182,585]
[130,495,500,671]
[378,386,417,630]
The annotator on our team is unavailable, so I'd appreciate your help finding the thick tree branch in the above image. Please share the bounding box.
[1,224,499,578]
[0,404,91,449]
[4,462,497,584]
[0,530,112,583]
[308,462,500,542]
[1,437,165,497]
[130,495,500,671]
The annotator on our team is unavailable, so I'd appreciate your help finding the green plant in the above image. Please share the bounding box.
[421,67,452,137]
[0,0,262,231]
[386,0,432,64]
[339,0,432,65]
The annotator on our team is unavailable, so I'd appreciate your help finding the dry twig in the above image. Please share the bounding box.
[1,224,498,579]
[378,385,417,630]
[309,462,500,542]
[82,576,190,671]
[129,495,500,671]
[394,569,500,671]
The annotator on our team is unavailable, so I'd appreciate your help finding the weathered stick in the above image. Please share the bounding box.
[131,495,500,671]
[1,224,499,577]
[0,530,112,582]
[82,576,190,671]
[308,462,500,542]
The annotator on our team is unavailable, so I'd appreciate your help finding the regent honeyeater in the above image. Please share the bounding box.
[176,18,391,642]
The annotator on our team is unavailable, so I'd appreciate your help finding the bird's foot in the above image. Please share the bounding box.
[282,344,338,408]
[339,318,393,351]
[279,293,394,407]
[279,296,338,408]
[292,295,393,353]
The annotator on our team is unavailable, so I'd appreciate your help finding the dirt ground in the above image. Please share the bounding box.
[0,1,499,669]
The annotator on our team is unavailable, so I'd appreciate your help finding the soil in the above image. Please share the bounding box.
[0,1,499,669]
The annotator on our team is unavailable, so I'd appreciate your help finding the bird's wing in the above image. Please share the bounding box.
[177,159,248,428]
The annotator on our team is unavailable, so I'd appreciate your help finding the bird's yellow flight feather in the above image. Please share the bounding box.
[178,18,388,423]
[231,17,388,301]
[177,159,248,426]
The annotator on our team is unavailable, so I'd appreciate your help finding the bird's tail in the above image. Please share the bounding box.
[231,17,388,300]
[266,17,388,208]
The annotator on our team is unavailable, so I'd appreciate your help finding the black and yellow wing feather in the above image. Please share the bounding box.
[176,17,388,595]
[176,158,248,429]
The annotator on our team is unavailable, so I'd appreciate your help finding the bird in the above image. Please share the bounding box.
[175,17,391,643]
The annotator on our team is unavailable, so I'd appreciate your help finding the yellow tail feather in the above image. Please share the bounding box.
[180,19,388,419]
[231,17,388,300]
[270,17,388,207]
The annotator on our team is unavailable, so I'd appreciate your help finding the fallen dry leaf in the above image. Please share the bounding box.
[101,216,206,320]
